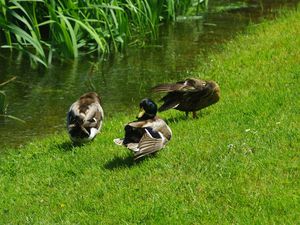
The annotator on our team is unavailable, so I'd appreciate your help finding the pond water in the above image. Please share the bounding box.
[0,0,298,150]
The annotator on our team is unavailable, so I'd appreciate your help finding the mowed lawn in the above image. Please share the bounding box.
[0,8,299,225]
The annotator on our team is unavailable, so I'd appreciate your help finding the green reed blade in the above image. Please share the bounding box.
[0,91,6,115]
[5,23,45,58]
[0,76,16,87]
[0,114,26,123]
[65,16,108,53]
[57,11,78,58]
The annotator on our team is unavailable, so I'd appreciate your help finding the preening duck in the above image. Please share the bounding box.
[67,92,104,143]
[114,98,172,160]
[152,78,220,118]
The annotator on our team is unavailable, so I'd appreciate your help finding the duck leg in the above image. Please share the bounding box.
[185,111,189,118]
[192,111,198,119]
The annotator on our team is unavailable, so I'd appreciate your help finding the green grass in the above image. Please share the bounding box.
[1,8,300,224]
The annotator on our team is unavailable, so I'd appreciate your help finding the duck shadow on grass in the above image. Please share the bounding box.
[54,141,88,152]
[53,140,160,170]
[162,111,208,124]
[163,115,187,124]
[104,155,135,169]
[104,154,155,170]
[163,114,194,124]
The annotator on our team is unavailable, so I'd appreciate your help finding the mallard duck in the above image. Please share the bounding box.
[67,92,104,143]
[152,78,220,118]
[114,98,172,160]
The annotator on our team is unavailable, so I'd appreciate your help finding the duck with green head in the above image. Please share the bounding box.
[114,98,172,160]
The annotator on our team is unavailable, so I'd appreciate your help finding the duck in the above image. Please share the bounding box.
[67,92,104,143]
[151,78,220,118]
[114,98,172,160]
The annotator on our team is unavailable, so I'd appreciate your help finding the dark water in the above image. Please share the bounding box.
[0,0,298,150]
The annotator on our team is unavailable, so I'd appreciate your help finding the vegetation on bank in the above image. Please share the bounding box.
[0,0,203,67]
[0,7,300,224]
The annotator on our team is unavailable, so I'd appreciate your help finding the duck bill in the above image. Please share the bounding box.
[137,108,145,119]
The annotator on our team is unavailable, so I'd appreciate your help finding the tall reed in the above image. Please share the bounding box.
[0,77,25,123]
[0,0,202,67]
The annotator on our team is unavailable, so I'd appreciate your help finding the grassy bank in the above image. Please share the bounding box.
[1,8,300,224]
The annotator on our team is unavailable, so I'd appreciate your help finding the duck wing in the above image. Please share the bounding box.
[67,103,89,134]
[123,119,158,145]
[153,79,206,112]
[152,78,206,93]
[158,81,215,112]
[113,125,162,156]
[134,128,164,160]
[82,103,103,129]
[158,92,182,112]
[67,102,81,125]
[151,82,186,93]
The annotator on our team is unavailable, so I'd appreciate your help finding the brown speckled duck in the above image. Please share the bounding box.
[152,78,220,118]
[114,98,172,160]
[67,92,104,143]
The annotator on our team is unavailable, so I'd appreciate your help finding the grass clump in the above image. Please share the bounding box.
[0,7,300,224]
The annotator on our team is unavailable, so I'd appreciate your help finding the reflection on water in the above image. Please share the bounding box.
[0,0,298,150]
